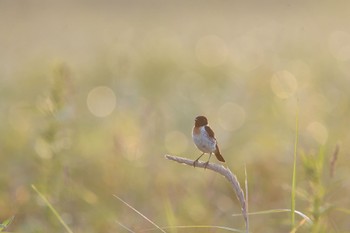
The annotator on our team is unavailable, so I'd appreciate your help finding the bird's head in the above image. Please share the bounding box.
[195,116,208,127]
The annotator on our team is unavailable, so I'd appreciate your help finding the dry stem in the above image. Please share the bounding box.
[165,154,248,233]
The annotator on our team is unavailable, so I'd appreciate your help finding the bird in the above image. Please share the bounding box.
[192,115,225,167]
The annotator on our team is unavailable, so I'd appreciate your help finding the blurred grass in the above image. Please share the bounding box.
[291,101,299,228]
[32,185,73,233]
[0,216,14,232]
[1,1,350,232]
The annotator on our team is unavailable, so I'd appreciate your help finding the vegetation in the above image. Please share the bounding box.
[1,1,350,232]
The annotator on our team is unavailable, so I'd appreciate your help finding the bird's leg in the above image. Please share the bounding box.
[204,153,212,169]
[193,152,205,167]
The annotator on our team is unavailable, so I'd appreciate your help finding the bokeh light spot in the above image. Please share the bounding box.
[307,121,328,145]
[195,35,228,67]
[329,31,350,61]
[83,191,98,204]
[87,86,116,117]
[165,131,188,154]
[218,102,246,131]
[270,70,297,99]
[230,36,263,71]
[35,138,53,159]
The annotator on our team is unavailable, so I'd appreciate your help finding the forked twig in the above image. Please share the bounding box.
[165,154,248,233]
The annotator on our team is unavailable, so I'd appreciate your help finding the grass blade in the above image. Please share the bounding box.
[116,220,136,233]
[141,225,245,232]
[113,195,167,233]
[0,216,14,232]
[244,164,249,233]
[291,103,299,228]
[31,185,73,233]
[232,208,312,224]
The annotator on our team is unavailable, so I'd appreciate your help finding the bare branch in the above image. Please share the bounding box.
[165,154,248,233]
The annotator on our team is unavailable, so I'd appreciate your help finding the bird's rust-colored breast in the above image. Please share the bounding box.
[192,126,200,135]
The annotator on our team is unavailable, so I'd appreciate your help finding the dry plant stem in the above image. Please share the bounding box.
[330,144,339,178]
[165,154,248,233]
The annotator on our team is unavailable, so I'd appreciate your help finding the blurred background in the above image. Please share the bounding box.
[1,1,350,232]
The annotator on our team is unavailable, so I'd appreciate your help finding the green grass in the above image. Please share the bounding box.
[291,102,299,228]
[300,147,330,232]
[114,195,166,233]
[1,3,350,232]
[0,216,14,232]
[31,185,74,233]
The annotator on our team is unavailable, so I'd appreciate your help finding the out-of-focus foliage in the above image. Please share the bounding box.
[1,1,350,232]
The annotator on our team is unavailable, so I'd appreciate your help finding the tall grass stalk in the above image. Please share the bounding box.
[141,225,245,232]
[113,195,167,233]
[165,154,248,232]
[115,220,136,233]
[301,147,329,232]
[31,185,73,233]
[291,103,299,228]
[0,216,14,232]
[244,165,249,232]
[232,208,312,224]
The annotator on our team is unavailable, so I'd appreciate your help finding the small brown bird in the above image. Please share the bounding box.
[192,116,225,167]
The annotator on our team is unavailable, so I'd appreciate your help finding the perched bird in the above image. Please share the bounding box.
[192,116,225,167]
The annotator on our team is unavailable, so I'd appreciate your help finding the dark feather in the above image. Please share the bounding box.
[215,145,225,162]
[204,126,215,138]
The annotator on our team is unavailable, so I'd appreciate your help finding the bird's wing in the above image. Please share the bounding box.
[204,126,215,139]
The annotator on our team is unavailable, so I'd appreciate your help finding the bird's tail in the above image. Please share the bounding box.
[214,145,225,162]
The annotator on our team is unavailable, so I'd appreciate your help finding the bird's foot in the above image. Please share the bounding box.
[204,161,209,169]
[193,160,198,168]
